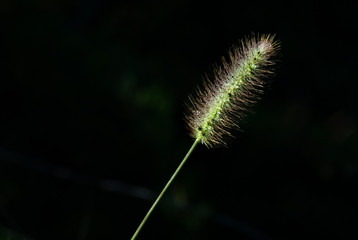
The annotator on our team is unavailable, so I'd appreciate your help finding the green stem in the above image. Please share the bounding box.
[130,138,200,240]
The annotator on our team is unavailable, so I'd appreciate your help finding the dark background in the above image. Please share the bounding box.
[1,1,358,239]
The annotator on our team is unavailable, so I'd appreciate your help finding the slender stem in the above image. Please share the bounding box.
[130,138,200,240]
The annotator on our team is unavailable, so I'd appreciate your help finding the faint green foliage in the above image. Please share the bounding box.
[0,227,13,240]
[117,71,174,114]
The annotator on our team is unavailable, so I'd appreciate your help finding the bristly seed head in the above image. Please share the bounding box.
[185,34,279,148]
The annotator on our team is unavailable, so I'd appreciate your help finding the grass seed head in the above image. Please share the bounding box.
[185,34,279,147]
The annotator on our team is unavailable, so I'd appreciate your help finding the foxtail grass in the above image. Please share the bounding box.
[130,34,279,240]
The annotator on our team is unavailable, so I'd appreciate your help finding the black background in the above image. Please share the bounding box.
[1,1,358,239]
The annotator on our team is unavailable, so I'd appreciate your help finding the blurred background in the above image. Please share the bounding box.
[1,1,358,239]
